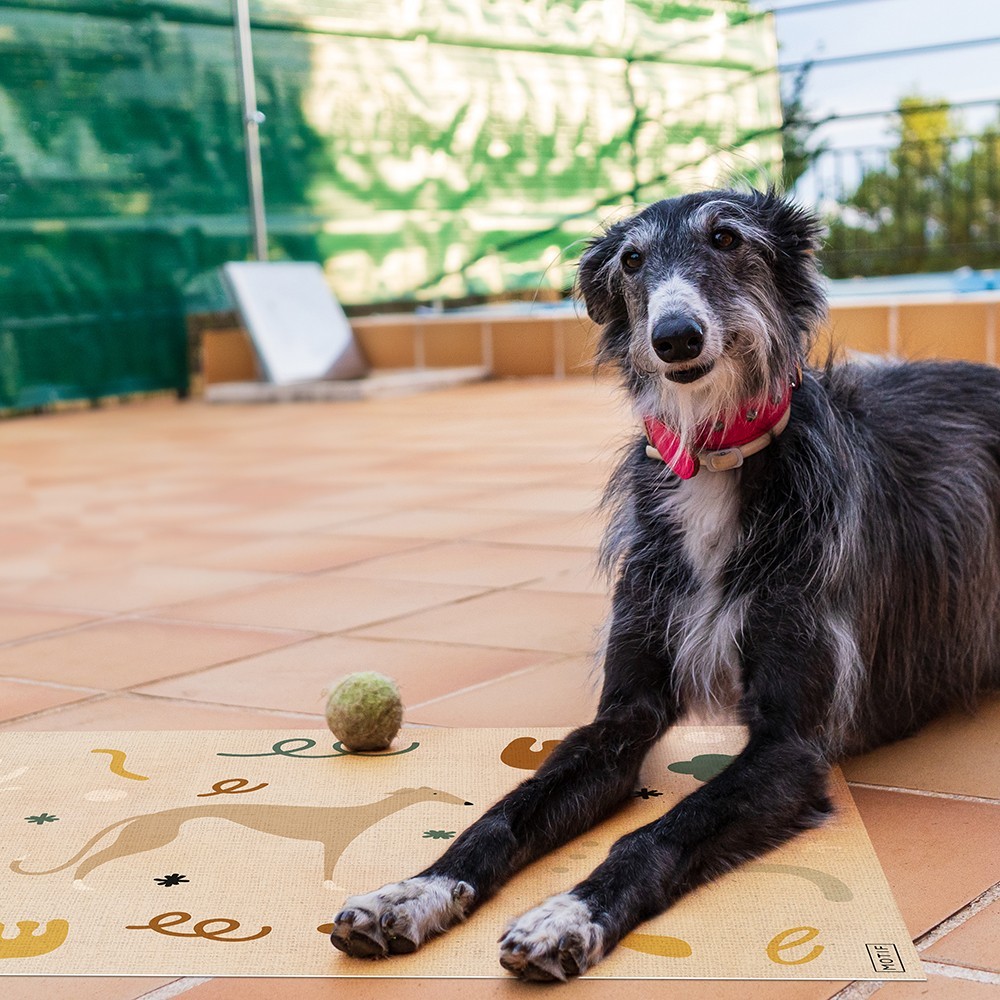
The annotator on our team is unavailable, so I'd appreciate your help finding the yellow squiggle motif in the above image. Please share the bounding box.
[621,931,692,958]
[91,749,149,781]
[0,919,69,959]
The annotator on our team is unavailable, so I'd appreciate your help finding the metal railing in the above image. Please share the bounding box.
[797,131,1000,278]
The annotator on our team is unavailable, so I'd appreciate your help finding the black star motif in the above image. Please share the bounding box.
[633,787,663,799]
[154,873,189,887]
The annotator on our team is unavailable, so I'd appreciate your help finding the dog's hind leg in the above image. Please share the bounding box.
[329,613,678,961]
[498,600,837,981]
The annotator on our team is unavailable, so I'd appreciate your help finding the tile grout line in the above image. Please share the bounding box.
[915,877,1000,951]
[920,960,1000,984]
[124,689,328,721]
[846,779,1000,806]
[0,692,114,727]
[0,674,105,694]
[771,880,1000,998]
[0,611,119,650]
[134,976,214,999]
[826,981,880,1000]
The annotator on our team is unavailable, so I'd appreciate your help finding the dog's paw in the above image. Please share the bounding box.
[329,875,474,959]
[498,892,605,981]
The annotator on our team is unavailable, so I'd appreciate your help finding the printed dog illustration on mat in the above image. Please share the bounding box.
[11,787,471,883]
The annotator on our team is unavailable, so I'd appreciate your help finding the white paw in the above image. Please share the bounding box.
[329,875,474,958]
[498,892,605,981]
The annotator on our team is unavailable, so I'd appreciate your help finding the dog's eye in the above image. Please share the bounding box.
[621,250,644,271]
[711,228,739,251]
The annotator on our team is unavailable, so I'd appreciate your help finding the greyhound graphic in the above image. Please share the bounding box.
[11,786,472,884]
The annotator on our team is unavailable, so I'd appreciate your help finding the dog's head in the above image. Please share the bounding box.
[578,190,826,429]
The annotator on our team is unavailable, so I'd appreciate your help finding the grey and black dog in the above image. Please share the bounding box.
[329,189,1000,980]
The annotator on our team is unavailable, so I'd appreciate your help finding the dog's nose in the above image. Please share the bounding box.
[651,315,704,363]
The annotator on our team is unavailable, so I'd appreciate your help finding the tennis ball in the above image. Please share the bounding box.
[324,671,403,752]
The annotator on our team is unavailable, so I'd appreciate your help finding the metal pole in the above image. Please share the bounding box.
[232,0,268,261]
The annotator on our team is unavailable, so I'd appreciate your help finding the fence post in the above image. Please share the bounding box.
[232,0,268,262]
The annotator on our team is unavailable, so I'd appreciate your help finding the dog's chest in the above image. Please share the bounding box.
[656,470,745,709]
[660,471,742,582]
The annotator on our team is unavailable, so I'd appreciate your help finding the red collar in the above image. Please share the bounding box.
[643,381,796,480]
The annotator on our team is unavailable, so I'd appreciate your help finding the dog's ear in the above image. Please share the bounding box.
[761,191,823,258]
[577,220,629,324]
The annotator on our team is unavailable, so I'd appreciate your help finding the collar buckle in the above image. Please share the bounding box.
[700,447,744,472]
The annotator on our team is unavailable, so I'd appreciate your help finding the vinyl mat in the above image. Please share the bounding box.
[0,727,922,980]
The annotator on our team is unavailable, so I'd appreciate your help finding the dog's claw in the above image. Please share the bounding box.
[557,933,585,977]
[386,933,418,955]
[329,908,388,959]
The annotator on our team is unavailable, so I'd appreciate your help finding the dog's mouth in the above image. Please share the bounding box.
[663,361,715,384]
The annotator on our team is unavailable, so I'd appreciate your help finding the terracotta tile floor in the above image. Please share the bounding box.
[1,378,998,1000]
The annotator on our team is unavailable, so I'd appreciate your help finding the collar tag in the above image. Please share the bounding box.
[700,447,744,472]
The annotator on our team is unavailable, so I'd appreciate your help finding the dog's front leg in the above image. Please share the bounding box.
[499,614,836,980]
[499,731,831,979]
[329,621,676,960]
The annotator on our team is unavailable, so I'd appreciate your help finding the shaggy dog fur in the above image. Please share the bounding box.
[329,190,1000,981]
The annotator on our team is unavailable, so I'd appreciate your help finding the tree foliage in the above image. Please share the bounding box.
[823,97,1000,278]
[779,61,826,192]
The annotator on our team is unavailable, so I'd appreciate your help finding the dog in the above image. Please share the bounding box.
[329,189,1000,980]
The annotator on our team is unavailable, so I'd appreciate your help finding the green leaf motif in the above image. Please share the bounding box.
[667,754,735,782]
[25,813,59,825]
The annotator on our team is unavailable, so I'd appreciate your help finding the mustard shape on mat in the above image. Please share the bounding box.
[0,919,70,959]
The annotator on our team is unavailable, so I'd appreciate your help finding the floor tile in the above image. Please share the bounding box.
[850,786,1000,937]
[519,558,608,594]
[0,565,281,614]
[161,576,485,633]
[1,978,176,1000]
[0,607,96,643]
[334,507,535,541]
[448,484,602,513]
[843,694,1000,800]
[179,975,848,999]
[193,505,393,535]
[135,636,551,714]
[303,481,489,510]
[921,898,1000,973]
[0,678,99,721]
[167,533,431,574]
[870,975,1000,998]
[353,589,608,654]
[0,693,318,732]
[330,541,595,588]
[0,619,310,689]
[409,655,601,727]
[469,511,604,550]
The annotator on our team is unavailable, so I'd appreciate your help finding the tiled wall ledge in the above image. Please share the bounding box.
[820,293,1000,364]
[196,294,1000,387]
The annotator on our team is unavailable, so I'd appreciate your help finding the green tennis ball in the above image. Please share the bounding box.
[324,672,403,752]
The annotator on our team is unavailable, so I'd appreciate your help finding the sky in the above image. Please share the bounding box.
[755,0,1000,149]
